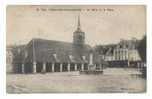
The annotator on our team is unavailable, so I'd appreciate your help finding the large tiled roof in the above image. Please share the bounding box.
[25,38,92,63]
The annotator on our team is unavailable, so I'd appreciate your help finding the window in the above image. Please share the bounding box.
[53,53,59,62]
[82,55,88,63]
[69,55,75,62]
[17,48,21,54]
[82,56,86,60]
[24,51,28,58]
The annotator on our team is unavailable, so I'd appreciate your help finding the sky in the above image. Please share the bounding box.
[6,5,146,46]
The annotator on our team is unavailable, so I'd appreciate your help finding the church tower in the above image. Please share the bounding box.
[73,15,85,46]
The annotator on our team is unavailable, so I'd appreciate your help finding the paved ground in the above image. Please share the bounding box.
[6,68,146,93]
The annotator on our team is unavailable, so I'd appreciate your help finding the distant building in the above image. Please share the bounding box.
[8,45,25,73]
[95,38,141,67]
[6,46,13,73]
[10,16,106,74]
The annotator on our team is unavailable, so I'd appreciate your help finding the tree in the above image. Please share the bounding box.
[138,35,146,62]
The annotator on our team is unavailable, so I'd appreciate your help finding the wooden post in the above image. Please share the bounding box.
[68,63,70,72]
[81,64,84,71]
[60,63,63,72]
[74,64,77,71]
[52,63,54,72]
[32,39,36,73]
[22,63,25,74]
[100,64,102,70]
[42,62,46,72]
[128,60,130,67]
[33,61,36,73]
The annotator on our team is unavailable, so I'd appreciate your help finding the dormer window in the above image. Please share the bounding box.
[82,56,86,60]
[17,48,21,54]
[82,55,88,63]
[53,53,59,62]
[53,53,57,59]
[24,51,28,58]
[69,55,75,62]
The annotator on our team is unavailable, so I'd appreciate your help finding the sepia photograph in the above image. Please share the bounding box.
[6,5,146,93]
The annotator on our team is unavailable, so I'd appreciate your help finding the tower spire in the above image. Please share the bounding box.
[73,14,85,45]
[77,15,81,30]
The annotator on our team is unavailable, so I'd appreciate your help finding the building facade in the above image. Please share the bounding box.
[95,38,141,67]
[11,16,105,74]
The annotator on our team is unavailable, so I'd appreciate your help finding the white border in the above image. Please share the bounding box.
[1,0,152,98]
